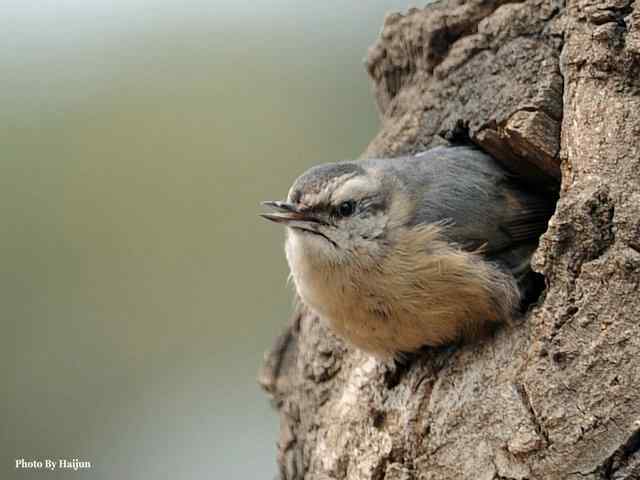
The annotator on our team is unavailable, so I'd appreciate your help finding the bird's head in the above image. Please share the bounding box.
[261,161,411,267]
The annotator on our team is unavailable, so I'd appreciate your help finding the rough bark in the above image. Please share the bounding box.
[260,1,640,479]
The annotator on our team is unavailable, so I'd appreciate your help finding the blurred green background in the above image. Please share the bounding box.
[2,1,418,478]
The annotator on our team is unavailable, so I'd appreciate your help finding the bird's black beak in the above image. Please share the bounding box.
[260,201,321,226]
[261,201,336,247]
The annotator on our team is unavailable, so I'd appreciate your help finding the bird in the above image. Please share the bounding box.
[261,145,555,360]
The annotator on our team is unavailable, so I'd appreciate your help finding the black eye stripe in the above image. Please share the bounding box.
[336,200,356,217]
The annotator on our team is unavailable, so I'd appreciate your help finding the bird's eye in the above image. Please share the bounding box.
[337,200,356,217]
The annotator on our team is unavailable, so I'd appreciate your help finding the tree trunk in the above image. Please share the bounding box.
[260,1,640,479]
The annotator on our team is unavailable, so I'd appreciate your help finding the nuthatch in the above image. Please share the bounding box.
[261,146,554,359]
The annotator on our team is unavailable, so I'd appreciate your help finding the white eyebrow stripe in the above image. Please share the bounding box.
[331,175,381,205]
[296,172,359,208]
[326,173,360,203]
